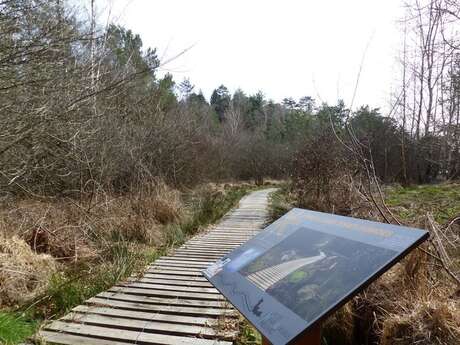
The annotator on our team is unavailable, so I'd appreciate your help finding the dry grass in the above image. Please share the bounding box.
[0,181,181,254]
[364,184,460,345]
[0,179,183,309]
[133,180,183,224]
[321,302,355,345]
[0,236,57,307]
[355,247,460,345]
[346,211,460,345]
[380,300,460,345]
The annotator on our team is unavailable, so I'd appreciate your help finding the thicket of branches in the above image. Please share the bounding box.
[394,0,460,183]
[1,0,459,202]
[0,0,288,198]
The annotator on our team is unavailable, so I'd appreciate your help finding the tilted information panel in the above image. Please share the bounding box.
[204,208,429,345]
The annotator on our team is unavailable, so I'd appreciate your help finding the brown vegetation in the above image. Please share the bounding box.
[0,180,182,308]
[0,180,180,259]
[0,180,254,318]
[292,128,361,215]
[0,236,57,307]
[360,243,460,345]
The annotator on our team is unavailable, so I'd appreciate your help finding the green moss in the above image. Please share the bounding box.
[386,183,460,224]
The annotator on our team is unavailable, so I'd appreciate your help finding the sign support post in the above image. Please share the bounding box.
[262,323,321,345]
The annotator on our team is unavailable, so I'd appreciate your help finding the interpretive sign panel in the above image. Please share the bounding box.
[203,208,429,345]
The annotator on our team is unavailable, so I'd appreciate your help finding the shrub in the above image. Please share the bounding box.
[291,131,360,215]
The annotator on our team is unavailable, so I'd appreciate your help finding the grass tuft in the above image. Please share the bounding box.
[235,317,262,345]
[0,312,36,345]
[27,241,157,320]
[181,185,251,236]
[268,183,294,222]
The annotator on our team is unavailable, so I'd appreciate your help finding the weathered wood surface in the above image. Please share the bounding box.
[38,188,275,345]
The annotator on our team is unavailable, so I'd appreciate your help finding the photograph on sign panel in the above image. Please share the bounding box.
[239,227,396,321]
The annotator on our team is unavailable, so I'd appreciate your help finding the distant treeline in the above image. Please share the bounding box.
[1,0,459,198]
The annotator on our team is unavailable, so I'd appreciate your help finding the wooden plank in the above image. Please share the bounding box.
[128,277,213,288]
[151,263,209,270]
[153,261,210,269]
[117,282,219,294]
[210,228,259,231]
[177,245,235,250]
[95,292,228,308]
[217,224,261,228]
[72,305,218,326]
[108,286,225,300]
[87,297,235,316]
[201,231,243,236]
[158,258,214,264]
[143,273,208,281]
[204,238,255,241]
[145,269,203,276]
[148,265,204,271]
[156,258,212,264]
[38,331,133,345]
[60,312,237,339]
[177,244,233,249]
[198,230,260,234]
[172,248,226,254]
[191,239,250,243]
[172,250,227,256]
[173,250,232,256]
[181,241,239,246]
[209,233,259,236]
[147,266,204,273]
[196,238,252,241]
[197,233,257,236]
[167,254,228,261]
[194,232,258,236]
[181,244,239,248]
[171,250,225,257]
[177,247,235,252]
[169,256,223,261]
[161,256,217,261]
[178,242,240,247]
[169,256,222,262]
[186,241,243,245]
[44,321,232,345]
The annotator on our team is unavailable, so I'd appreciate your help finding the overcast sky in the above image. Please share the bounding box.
[100,0,406,111]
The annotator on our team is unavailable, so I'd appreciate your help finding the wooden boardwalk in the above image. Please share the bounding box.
[39,188,275,345]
